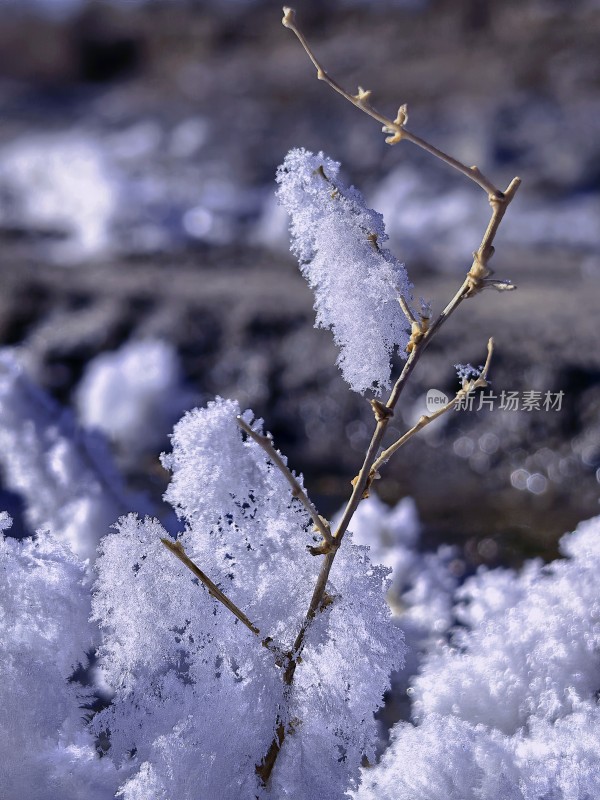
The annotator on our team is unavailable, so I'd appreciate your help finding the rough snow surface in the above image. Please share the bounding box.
[354,514,600,800]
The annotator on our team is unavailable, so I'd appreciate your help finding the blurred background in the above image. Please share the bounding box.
[0,0,599,568]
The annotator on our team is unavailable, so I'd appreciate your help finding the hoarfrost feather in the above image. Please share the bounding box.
[95,397,404,798]
[277,149,411,394]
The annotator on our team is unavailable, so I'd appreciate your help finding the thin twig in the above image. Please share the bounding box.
[398,294,417,326]
[477,335,495,384]
[282,7,501,197]
[161,538,278,654]
[332,177,516,536]
[371,338,494,474]
[256,10,522,786]
[237,416,334,547]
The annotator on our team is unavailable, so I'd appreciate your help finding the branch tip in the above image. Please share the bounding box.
[506,176,522,198]
[282,6,295,27]
[307,538,337,556]
[482,337,494,377]
[370,399,393,422]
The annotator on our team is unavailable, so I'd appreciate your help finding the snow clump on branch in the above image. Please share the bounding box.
[277,148,412,395]
[92,397,405,799]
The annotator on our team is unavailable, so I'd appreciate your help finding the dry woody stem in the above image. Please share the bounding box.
[161,538,279,654]
[236,416,334,547]
[250,8,523,787]
[371,338,495,475]
[282,6,503,197]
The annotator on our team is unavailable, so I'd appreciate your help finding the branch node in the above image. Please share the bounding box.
[354,86,372,105]
[466,251,493,295]
[307,537,338,556]
[406,319,424,352]
[394,103,408,126]
[369,399,394,422]
[319,591,337,611]
[351,473,373,499]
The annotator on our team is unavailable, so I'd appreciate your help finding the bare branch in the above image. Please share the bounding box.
[282,7,502,197]
[254,11,523,786]
[370,338,495,475]
[477,336,495,386]
[398,294,417,326]
[161,538,279,653]
[236,416,334,547]
[465,178,521,295]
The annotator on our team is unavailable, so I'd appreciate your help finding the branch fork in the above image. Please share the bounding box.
[161,9,522,788]
[369,338,494,478]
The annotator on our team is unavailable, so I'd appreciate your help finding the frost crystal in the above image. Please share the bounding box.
[354,515,600,800]
[93,397,404,799]
[277,148,412,394]
[454,362,484,384]
[0,524,117,799]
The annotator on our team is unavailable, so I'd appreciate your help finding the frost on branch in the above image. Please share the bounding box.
[272,539,405,799]
[454,362,484,385]
[277,148,412,395]
[93,397,404,798]
[354,515,600,799]
[0,518,117,799]
[93,514,284,800]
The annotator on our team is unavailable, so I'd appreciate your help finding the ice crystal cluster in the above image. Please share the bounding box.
[277,149,411,394]
[91,397,404,799]
[354,514,600,800]
[0,362,402,798]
